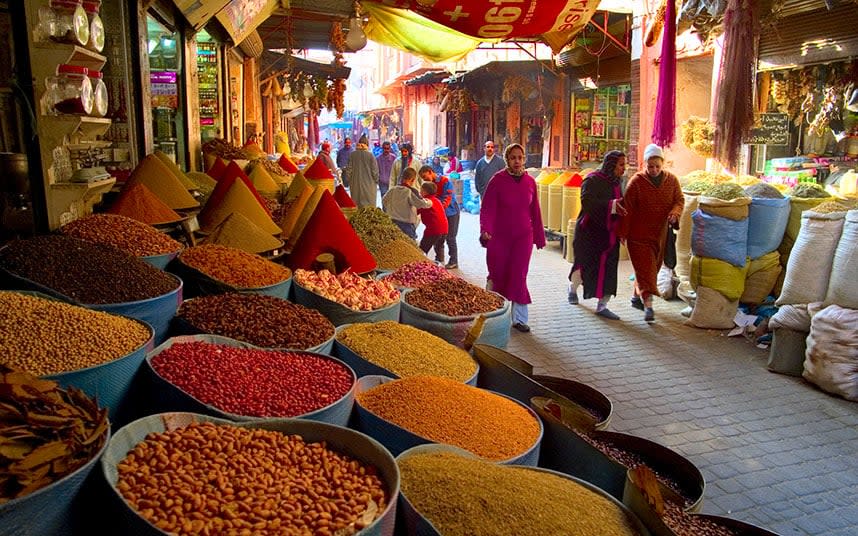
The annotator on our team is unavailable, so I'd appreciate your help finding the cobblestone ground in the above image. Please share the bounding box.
[451,212,858,536]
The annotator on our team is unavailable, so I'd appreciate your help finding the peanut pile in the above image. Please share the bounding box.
[59,214,182,257]
[116,422,387,535]
[0,292,152,375]
[177,293,334,349]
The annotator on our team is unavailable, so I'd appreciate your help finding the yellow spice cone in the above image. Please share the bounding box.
[248,164,280,195]
[199,177,280,234]
[203,211,284,254]
[154,150,197,190]
[286,186,325,250]
[126,154,199,210]
[280,183,313,241]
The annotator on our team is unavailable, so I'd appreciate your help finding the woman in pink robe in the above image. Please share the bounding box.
[479,144,546,332]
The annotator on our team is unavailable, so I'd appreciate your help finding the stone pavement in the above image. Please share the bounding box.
[450,212,858,536]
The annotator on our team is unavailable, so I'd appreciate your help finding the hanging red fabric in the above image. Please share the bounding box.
[651,0,677,147]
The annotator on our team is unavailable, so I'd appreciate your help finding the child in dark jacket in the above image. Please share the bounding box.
[417,182,449,263]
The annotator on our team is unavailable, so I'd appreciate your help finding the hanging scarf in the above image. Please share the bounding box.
[652,0,677,146]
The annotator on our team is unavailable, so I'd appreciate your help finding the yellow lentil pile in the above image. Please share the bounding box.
[372,239,427,270]
[356,376,540,461]
[398,451,640,536]
[179,244,291,288]
[337,322,477,381]
[116,422,387,535]
[0,292,151,375]
[60,214,182,257]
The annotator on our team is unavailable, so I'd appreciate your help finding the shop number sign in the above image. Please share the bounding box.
[369,0,601,39]
[746,113,790,146]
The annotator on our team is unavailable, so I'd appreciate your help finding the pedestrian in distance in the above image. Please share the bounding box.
[317,141,337,179]
[416,181,449,264]
[392,143,422,186]
[567,150,628,320]
[344,134,379,208]
[479,143,546,333]
[419,165,461,270]
[336,137,354,187]
[474,139,505,199]
[376,141,398,198]
[382,167,431,240]
[620,144,684,322]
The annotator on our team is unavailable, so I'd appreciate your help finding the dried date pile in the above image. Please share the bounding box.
[0,235,179,304]
[0,367,109,503]
[406,278,505,316]
[176,293,334,349]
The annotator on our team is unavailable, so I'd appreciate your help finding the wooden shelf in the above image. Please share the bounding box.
[31,43,107,73]
[49,177,115,228]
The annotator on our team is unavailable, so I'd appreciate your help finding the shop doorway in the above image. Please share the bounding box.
[146,13,187,168]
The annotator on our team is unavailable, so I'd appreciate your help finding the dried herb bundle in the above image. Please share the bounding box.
[0,366,108,503]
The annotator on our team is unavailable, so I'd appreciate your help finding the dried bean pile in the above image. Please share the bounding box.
[701,183,747,201]
[151,341,353,417]
[0,367,109,503]
[356,376,539,461]
[811,200,856,214]
[372,239,428,270]
[60,214,183,257]
[179,244,291,288]
[116,422,387,535]
[202,138,248,160]
[576,432,693,505]
[0,236,179,304]
[338,322,477,381]
[386,261,454,288]
[790,182,829,198]
[176,293,334,349]
[406,278,505,316]
[398,451,640,536]
[744,182,784,199]
[295,269,399,311]
[662,500,736,536]
[0,292,152,375]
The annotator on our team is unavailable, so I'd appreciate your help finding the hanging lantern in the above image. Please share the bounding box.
[303,82,314,98]
[344,16,367,51]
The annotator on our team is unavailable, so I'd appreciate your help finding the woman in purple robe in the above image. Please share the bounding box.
[479,144,546,333]
[567,150,627,320]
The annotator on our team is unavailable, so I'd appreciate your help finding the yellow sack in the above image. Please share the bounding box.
[741,251,782,304]
[698,196,751,221]
[690,255,750,301]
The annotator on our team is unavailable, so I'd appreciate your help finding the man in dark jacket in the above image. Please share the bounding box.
[474,140,505,198]
[336,137,354,186]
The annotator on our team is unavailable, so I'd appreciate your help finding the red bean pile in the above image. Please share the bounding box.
[150,341,353,417]
[406,278,505,316]
[176,293,335,349]
[0,236,179,304]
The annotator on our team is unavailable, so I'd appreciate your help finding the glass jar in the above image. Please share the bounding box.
[35,6,58,43]
[53,64,92,115]
[49,0,90,46]
[81,1,104,52]
[88,71,108,117]
[44,75,60,115]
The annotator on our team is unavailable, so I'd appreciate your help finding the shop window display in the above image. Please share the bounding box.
[147,14,186,168]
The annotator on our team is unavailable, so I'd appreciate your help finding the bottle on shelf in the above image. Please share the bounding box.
[81,0,104,53]
[88,70,108,117]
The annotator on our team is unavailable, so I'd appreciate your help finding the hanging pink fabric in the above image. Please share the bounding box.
[651,0,677,147]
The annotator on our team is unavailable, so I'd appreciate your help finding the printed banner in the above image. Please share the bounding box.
[366,0,601,40]
[215,0,278,45]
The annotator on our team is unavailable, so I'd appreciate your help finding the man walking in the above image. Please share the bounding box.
[376,141,397,198]
[345,135,379,207]
[336,137,354,187]
[474,140,505,199]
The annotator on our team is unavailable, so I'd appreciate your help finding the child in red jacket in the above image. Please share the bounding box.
[417,181,449,263]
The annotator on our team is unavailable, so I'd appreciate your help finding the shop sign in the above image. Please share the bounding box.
[367,0,600,40]
[216,0,278,45]
[746,113,790,146]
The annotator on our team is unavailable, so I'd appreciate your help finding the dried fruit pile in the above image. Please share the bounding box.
[176,293,334,349]
[406,278,505,316]
[116,422,387,535]
[60,214,182,257]
[386,261,454,288]
[179,244,291,289]
[150,341,353,417]
[0,367,108,503]
[295,269,399,311]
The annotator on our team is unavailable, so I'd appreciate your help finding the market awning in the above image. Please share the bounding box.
[215,0,280,45]
[404,70,453,86]
[453,60,557,84]
[259,50,351,81]
[256,0,354,51]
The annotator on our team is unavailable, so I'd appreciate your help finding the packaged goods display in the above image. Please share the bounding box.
[59,214,182,257]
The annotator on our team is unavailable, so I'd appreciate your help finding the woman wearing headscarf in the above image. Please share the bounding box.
[620,144,684,322]
[568,150,627,320]
[480,143,546,333]
[391,143,422,186]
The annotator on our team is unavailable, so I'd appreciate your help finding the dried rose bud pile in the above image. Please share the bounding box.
[295,269,400,311]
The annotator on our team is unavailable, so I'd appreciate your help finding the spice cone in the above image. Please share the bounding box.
[303,157,335,179]
[278,152,299,174]
[154,150,197,190]
[107,182,182,225]
[248,164,280,195]
[124,155,199,210]
[284,169,312,204]
[203,212,284,254]
[287,190,376,274]
[203,161,272,220]
[333,184,356,208]
[186,171,217,191]
[199,178,281,234]
[206,157,228,181]
[280,183,314,240]
[286,186,325,249]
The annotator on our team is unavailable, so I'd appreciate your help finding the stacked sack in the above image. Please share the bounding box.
[687,183,751,329]
[675,171,720,304]
[776,182,833,292]
[740,183,790,305]
[776,208,857,401]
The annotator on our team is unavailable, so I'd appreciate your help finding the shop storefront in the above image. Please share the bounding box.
[145,8,187,168]
[572,83,632,164]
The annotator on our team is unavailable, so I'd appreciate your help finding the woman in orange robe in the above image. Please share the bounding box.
[621,144,684,322]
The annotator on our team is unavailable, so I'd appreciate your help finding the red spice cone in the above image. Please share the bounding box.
[333,184,356,208]
[278,153,299,174]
